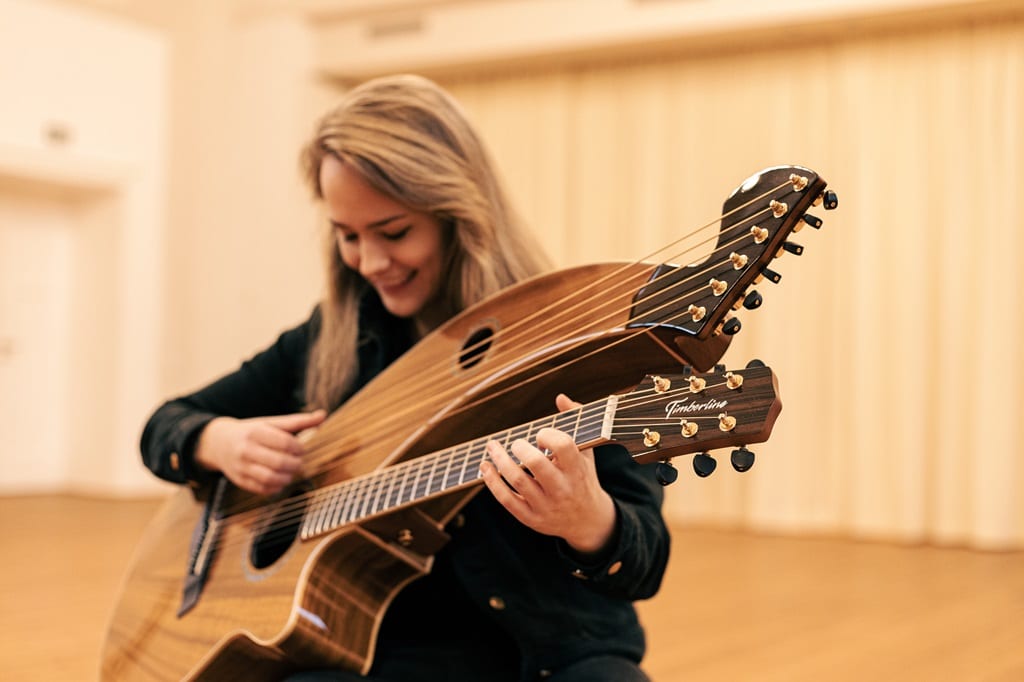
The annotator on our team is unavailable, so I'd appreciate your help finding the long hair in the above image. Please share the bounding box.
[300,74,551,411]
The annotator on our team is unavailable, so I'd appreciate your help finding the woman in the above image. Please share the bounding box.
[141,74,670,682]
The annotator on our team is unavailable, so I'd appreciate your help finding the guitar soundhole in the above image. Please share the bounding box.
[459,326,494,369]
[250,488,306,570]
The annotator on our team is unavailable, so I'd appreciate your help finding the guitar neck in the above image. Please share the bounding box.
[300,399,613,540]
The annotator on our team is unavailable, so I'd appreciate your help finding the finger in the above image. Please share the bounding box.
[486,440,541,496]
[251,424,307,457]
[264,410,327,434]
[246,442,304,475]
[239,465,293,496]
[534,428,579,468]
[555,393,582,412]
[510,438,557,479]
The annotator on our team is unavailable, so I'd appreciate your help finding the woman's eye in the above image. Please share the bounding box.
[382,226,411,241]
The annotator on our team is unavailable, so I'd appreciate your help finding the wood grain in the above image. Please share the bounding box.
[2,495,1021,681]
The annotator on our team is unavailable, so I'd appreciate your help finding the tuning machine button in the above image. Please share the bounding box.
[823,190,839,210]
[742,291,762,310]
[693,453,717,478]
[721,317,742,335]
[656,461,679,486]
[760,266,781,284]
[745,358,765,368]
[730,447,755,472]
[802,214,823,229]
[781,241,804,256]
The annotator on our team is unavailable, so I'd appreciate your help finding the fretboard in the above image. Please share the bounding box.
[300,398,613,540]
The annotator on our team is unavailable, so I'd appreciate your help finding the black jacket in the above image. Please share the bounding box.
[141,295,671,679]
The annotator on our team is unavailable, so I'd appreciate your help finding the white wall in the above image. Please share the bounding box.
[0,0,168,495]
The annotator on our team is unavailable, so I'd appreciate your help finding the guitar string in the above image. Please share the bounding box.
[207,176,804,535]
[297,196,781,478]
[222,375,758,555]
[206,176,800,538]
[205,379,732,556]
[212,206,773,537]
[204,375,758,555]
[311,180,783,435]
[298,178,793,474]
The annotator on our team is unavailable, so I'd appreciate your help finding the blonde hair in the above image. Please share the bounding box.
[300,74,550,410]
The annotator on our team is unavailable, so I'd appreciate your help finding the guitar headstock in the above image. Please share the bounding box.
[609,362,781,476]
[630,165,836,340]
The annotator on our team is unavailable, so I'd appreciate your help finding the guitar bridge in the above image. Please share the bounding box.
[178,476,226,617]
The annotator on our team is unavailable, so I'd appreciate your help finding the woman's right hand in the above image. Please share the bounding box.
[194,410,327,495]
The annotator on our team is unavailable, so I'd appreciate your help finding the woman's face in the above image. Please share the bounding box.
[320,154,448,335]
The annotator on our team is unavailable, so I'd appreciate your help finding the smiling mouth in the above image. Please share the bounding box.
[374,271,416,291]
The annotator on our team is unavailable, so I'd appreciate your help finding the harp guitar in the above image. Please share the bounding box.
[101,166,833,680]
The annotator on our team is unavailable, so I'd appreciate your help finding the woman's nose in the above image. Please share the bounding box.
[358,239,390,276]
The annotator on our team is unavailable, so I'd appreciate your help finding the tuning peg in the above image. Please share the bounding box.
[693,453,717,478]
[802,214,823,229]
[730,447,756,472]
[823,190,838,210]
[760,266,781,284]
[742,290,762,310]
[745,358,765,368]
[714,364,726,373]
[781,241,804,256]
[721,317,742,335]
[655,461,679,486]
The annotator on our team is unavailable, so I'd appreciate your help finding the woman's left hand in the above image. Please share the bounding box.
[480,393,617,555]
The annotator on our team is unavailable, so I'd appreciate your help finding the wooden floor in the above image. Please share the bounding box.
[2,495,1022,681]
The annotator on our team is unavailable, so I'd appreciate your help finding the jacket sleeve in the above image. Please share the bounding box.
[139,309,319,487]
[554,444,670,601]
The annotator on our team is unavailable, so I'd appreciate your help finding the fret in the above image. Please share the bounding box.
[458,441,472,485]
[324,485,345,532]
[441,445,456,490]
[311,488,329,535]
[509,423,529,445]
[301,492,320,539]
[428,450,444,493]
[409,460,424,506]
[470,438,487,480]
[577,402,606,444]
[383,467,399,511]
[419,455,437,499]
[356,474,376,520]
[367,472,386,516]
[340,477,362,524]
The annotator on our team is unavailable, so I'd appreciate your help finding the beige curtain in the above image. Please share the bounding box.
[442,17,1024,549]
